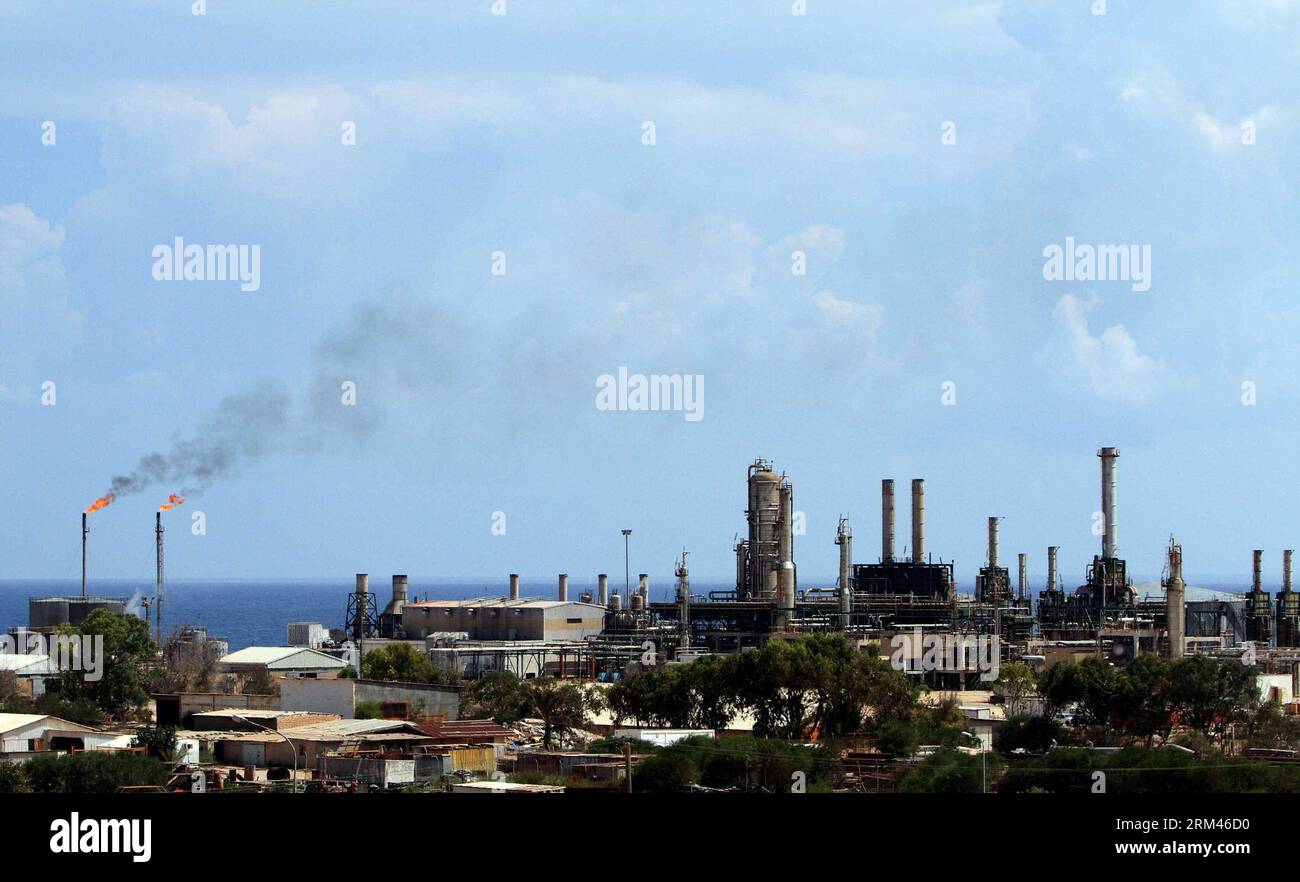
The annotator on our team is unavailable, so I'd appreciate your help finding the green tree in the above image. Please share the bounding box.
[991,663,1037,717]
[131,725,179,761]
[527,678,595,748]
[1170,655,1258,740]
[461,671,533,724]
[52,610,156,720]
[360,643,446,684]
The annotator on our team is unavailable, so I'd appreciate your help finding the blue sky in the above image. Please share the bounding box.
[1,0,1298,589]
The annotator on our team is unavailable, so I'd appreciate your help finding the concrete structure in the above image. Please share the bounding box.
[153,691,280,728]
[190,709,340,732]
[451,780,563,794]
[402,598,605,641]
[217,646,348,678]
[213,718,436,770]
[0,713,114,755]
[0,653,58,698]
[287,622,326,649]
[614,727,714,747]
[280,676,460,720]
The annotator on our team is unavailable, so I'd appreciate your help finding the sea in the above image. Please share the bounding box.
[0,577,1254,651]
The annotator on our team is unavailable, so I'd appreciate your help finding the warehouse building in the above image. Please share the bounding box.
[401,598,605,642]
[217,646,348,678]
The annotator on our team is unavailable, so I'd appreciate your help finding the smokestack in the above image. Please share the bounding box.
[509,573,520,601]
[1253,550,1263,593]
[1099,447,1119,559]
[1047,546,1059,593]
[779,480,794,565]
[1018,553,1027,601]
[598,573,608,606]
[155,511,164,645]
[558,573,568,602]
[881,479,895,562]
[836,517,853,615]
[354,574,369,643]
[987,517,1000,569]
[1286,551,1294,593]
[392,574,408,604]
[1166,538,1185,659]
[638,573,648,605]
[910,479,925,564]
[776,561,796,629]
[81,512,87,600]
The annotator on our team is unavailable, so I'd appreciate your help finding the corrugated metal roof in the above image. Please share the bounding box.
[218,646,346,668]
[415,719,516,741]
[217,718,426,742]
[404,598,603,610]
[0,713,95,734]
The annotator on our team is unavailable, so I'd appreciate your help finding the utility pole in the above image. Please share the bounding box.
[623,742,632,794]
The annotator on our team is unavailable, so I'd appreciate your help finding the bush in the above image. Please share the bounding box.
[900,749,1002,793]
[24,752,171,794]
[635,750,701,792]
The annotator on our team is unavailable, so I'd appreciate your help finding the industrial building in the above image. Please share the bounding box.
[27,596,127,632]
[216,646,349,678]
[401,597,606,642]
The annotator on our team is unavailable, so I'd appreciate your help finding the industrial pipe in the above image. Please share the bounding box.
[558,573,568,602]
[987,517,1000,568]
[1099,447,1119,559]
[509,573,520,601]
[911,479,925,563]
[882,479,895,562]
[598,573,608,607]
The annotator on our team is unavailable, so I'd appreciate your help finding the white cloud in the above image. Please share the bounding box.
[1052,294,1165,404]
[0,204,82,398]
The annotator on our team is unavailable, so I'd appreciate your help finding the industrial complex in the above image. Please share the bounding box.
[5,444,1298,796]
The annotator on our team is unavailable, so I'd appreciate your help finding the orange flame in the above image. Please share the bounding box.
[84,494,114,514]
[159,493,185,512]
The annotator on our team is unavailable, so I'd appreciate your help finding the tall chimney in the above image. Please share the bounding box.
[558,573,568,602]
[155,511,164,645]
[638,573,649,606]
[1047,546,1059,593]
[1017,553,1027,601]
[509,573,520,601]
[392,574,408,605]
[836,517,853,615]
[354,574,369,643]
[987,517,1000,568]
[881,479,895,562]
[1166,538,1185,659]
[911,479,925,563]
[779,481,794,568]
[1253,550,1263,593]
[1285,550,1294,593]
[598,574,608,606]
[81,512,88,599]
[1099,447,1119,559]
